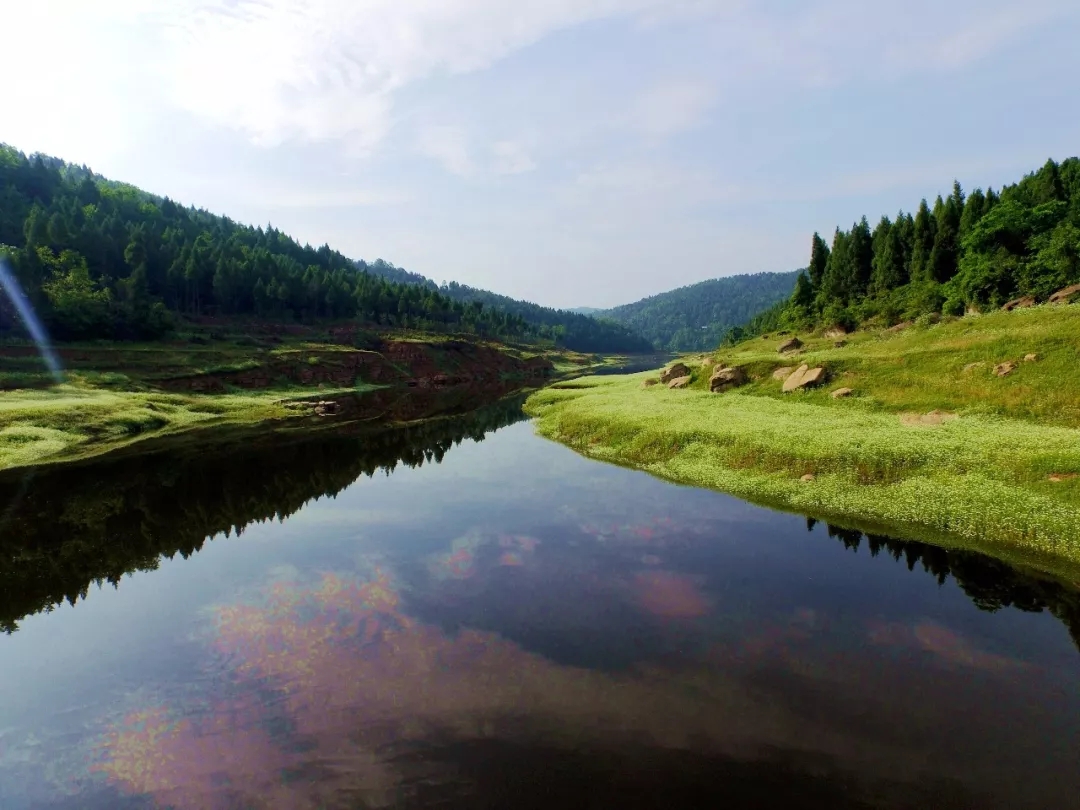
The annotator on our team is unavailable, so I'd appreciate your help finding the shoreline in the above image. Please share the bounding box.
[524,309,1080,576]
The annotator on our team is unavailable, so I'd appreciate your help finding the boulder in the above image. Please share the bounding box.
[1024,353,1039,363]
[667,375,692,389]
[994,362,1016,377]
[659,363,692,384]
[642,378,659,388]
[800,474,816,483]
[709,366,747,393]
[777,337,803,354]
[783,365,827,393]
[834,340,848,348]
[824,327,848,339]
[772,366,795,381]
[885,321,913,333]
[831,387,853,399]
[1001,296,1036,311]
[1049,283,1080,305]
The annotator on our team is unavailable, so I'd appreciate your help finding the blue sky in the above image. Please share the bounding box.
[4,0,1079,308]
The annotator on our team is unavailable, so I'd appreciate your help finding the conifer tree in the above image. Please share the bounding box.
[929,193,961,283]
[808,232,830,291]
[848,216,874,296]
[910,199,936,282]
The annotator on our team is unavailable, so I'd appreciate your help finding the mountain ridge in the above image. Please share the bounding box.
[586,271,801,351]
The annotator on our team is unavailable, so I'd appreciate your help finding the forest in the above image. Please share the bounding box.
[597,271,801,351]
[0,145,649,353]
[769,157,1080,333]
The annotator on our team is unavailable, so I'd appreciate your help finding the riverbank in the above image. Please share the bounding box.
[526,306,1080,575]
[0,327,609,471]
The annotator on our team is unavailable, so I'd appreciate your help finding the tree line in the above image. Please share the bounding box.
[765,157,1080,333]
[597,271,801,351]
[0,145,649,352]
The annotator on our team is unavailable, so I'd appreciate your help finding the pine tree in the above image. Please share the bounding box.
[820,228,852,304]
[959,188,987,239]
[848,217,874,296]
[791,271,814,309]
[929,193,961,283]
[1030,158,1065,204]
[808,232,830,291]
[910,199,936,282]
[871,215,907,294]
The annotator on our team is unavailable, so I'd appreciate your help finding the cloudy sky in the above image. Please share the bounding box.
[3,1,1079,308]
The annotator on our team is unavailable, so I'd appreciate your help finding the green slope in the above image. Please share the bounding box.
[596,271,801,351]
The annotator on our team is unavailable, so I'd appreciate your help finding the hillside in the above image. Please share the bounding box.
[0,144,649,353]
[596,271,801,351]
[438,282,653,353]
[526,303,1080,572]
[766,157,1080,333]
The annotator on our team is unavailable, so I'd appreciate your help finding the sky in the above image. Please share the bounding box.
[2,0,1079,309]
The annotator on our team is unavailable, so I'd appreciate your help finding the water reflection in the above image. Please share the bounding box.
[0,386,530,633]
[87,566,992,809]
[814,519,1080,651]
[2,393,1079,809]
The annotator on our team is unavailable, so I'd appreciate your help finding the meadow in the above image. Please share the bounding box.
[526,305,1080,575]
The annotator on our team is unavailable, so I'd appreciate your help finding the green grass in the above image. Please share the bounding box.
[0,386,292,469]
[526,305,1080,574]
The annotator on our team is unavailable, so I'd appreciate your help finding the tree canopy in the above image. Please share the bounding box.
[771,157,1080,332]
[0,145,650,352]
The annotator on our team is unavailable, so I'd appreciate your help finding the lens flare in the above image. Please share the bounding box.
[0,257,64,383]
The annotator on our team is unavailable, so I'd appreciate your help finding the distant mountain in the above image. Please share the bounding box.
[354,261,653,353]
[596,271,801,351]
[567,307,604,316]
[437,282,654,354]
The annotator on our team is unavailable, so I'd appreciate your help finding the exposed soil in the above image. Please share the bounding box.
[156,339,553,393]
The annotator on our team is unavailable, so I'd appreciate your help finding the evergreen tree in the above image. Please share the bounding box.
[848,216,874,296]
[910,199,936,282]
[820,228,851,304]
[871,215,907,293]
[808,232,830,291]
[928,193,961,283]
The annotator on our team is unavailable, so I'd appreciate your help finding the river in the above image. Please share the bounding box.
[0,390,1078,809]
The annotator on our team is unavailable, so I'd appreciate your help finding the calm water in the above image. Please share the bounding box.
[1,392,1079,809]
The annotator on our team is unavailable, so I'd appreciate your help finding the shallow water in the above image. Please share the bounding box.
[1,393,1078,809]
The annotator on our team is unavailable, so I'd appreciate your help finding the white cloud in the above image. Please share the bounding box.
[154,0,699,152]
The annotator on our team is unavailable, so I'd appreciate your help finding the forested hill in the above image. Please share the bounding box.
[437,281,653,353]
[595,271,801,351]
[0,144,650,352]
[772,157,1080,331]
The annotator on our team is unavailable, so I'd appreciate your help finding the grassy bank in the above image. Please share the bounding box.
[0,326,627,471]
[526,306,1080,574]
